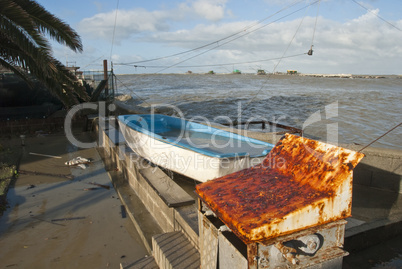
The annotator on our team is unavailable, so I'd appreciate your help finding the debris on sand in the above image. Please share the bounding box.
[51,217,86,222]
[88,182,110,190]
[29,152,61,159]
[19,170,73,180]
[65,157,91,169]
[83,187,100,191]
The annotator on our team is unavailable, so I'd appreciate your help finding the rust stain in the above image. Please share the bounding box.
[247,243,258,268]
[196,134,364,244]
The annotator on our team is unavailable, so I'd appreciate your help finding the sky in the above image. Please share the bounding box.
[35,0,402,75]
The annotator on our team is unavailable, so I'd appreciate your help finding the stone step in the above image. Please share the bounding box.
[139,167,194,208]
[152,231,200,269]
[130,256,159,269]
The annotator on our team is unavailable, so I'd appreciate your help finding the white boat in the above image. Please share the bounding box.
[117,114,274,182]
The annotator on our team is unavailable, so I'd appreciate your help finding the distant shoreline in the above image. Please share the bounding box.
[116,72,402,79]
[296,73,399,79]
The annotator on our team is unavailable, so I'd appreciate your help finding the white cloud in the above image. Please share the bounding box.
[93,1,104,12]
[263,0,300,5]
[148,9,401,74]
[78,0,229,43]
[76,2,402,75]
[192,0,227,21]
[78,8,171,43]
[351,8,379,23]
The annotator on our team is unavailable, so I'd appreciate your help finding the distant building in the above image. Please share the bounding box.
[233,69,241,74]
[287,70,297,74]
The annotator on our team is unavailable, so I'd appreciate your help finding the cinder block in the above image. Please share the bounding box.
[371,172,402,193]
[153,208,174,232]
[152,231,200,269]
[130,256,158,269]
[174,206,199,249]
[353,168,372,186]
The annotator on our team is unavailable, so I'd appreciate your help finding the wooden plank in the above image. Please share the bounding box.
[139,167,195,208]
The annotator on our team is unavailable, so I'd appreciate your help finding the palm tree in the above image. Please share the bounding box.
[0,0,89,107]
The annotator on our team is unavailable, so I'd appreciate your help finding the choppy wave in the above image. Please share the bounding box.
[115,74,402,149]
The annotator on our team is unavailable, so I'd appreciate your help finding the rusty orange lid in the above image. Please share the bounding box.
[195,134,364,244]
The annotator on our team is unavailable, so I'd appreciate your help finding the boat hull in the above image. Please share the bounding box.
[117,114,274,182]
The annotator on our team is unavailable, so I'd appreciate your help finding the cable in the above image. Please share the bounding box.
[112,1,317,113]
[116,0,307,66]
[110,0,120,61]
[310,0,321,49]
[273,4,310,73]
[113,0,318,91]
[152,0,320,74]
[114,75,152,107]
[82,55,105,69]
[358,122,402,152]
[350,0,402,32]
[240,1,316,116]
[120,53,305,69]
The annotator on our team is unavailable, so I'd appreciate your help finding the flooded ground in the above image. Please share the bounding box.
[0,133,148,268]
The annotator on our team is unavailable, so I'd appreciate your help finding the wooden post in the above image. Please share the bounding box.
[103,59,109,97]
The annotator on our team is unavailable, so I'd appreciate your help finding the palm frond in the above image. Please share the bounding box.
[1,18,52,72]
[0,0,89,107]
[13,0,83,52]
[0,57,33,87]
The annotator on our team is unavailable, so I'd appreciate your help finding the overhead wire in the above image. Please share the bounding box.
[111,0,321,118]
[273,4,311,72]
[116,0,307,66]
[239,0,318,117]
[350,0,402,32]
[309,0,321,52]
[116,0,320,74]
[337,0,401,150]
[114,75,152,107]
[358,122,402,152]
[110,0,120,62]
[112,0,319,104]
[109,0,401,152]
[122,53,306,69]
[82,55,105,69]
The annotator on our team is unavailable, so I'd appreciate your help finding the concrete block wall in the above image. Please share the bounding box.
[137,170,175,232]
[103,140,176,232]
[174,206,200,249]
[122,150,199,246]
[220,124,402,194]
[344,145,402,193]
[152,231,200,269]
[97,121,199,249]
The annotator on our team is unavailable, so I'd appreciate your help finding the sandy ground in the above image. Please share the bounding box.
[0,133,148,268]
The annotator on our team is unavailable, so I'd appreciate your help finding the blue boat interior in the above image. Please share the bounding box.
[118,114,274,158]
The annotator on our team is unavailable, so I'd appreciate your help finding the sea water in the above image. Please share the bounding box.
[115,74,402,150]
